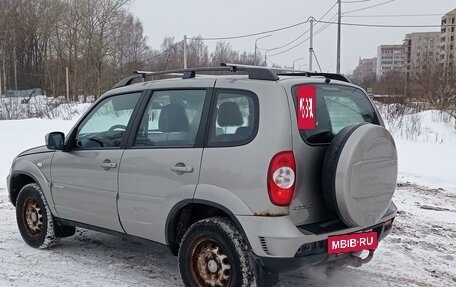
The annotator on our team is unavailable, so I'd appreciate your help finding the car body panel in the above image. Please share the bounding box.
[278,79,387,226]
[237,202,396,258]
[9,152,56,213]
[51,149,125,232]
[196,78,292,216]
[17,145,53,157]
[117,78,216,243]
[118,148,203,243]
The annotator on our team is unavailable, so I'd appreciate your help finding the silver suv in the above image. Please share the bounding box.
[8,64,398,287]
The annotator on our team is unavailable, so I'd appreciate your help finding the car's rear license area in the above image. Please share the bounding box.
[327,231,378,254]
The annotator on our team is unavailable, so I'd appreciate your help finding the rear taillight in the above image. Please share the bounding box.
[267,151,296,206]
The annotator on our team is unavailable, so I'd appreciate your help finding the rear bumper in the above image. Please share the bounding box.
[236,202,396,273]
[258,218,394,273]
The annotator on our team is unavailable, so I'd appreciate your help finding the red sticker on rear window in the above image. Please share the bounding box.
[297,86,316,130]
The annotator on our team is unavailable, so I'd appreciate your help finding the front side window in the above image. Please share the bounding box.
[134,90,206,147]
[75,93,141,149]
[293,84,378,144]
[207,89,258,147]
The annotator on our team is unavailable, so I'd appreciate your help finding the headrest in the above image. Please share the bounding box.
[158,104,190,132]
[217,102,243,127]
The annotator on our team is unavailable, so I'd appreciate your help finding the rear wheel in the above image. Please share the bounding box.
[16,183,58,249]
[178,217,255,287]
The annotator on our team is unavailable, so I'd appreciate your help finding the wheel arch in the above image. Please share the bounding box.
[165,199,252,255]
[9,171,40,206]
[8,154,58,214]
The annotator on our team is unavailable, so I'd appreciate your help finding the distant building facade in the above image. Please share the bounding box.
[352,57,376,82]
[361,7,456,79]
[440,8,456,68]
[376,45,406,78]
[404,32,440,72]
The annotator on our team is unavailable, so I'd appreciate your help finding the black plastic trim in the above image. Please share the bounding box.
[260,217,394,273]
[55,218,169,248]
[195,87,215,148]
[164,199,253,252]
[114,65,283,89]
[112,75,143,89]
[125,90,153,148]
[277,72,350,83]
[260,253,333,273]
[8,171,41,206]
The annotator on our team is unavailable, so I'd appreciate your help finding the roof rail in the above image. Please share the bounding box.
[112,67,233,89]
[112,64,349,89]
[277,72,351,83]
[112,64,282,89]
[220,63,279,81]
[222,64,349,83]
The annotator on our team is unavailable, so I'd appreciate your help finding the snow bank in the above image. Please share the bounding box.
[0,119,77,188]
[377,104,456,191]
[379,105,456,143]
[0,96,91,120]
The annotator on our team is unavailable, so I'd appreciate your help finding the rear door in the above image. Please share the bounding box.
[288,83,381,226]
[118,82,213,243]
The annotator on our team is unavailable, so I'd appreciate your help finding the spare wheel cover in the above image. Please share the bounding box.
[322,123,398,227]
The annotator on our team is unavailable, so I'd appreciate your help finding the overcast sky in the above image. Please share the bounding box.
[131,0,456,74]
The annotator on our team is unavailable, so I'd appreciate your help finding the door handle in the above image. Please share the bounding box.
[170,163,193,175]
[100,159,117,170]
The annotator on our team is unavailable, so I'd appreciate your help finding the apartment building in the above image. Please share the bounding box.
[352,57,377,82]
[376,45,406,78]
[440,8,456,68]
[404,32,441,71]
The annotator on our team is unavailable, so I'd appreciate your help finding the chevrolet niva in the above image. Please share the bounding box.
[8,64,397,287]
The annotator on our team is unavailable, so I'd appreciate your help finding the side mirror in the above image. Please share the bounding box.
[45,132,65,150]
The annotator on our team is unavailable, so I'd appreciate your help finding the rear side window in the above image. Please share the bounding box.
[207,89,258,147]
[293,84,378,144]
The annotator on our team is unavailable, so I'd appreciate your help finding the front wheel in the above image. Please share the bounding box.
[16,183,58,249]
[178,217,255,287]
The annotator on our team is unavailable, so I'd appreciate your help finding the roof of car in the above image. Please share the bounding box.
[111,63,352,91]
[108,74,355,96]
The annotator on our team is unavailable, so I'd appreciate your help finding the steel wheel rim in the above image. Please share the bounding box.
[189,237,232,287]
[22,197,43,237]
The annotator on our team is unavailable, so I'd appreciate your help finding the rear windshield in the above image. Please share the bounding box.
[292,84,379,144]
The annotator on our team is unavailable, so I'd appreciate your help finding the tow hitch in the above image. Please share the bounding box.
[345,250,375,267]
[327,249,375,270]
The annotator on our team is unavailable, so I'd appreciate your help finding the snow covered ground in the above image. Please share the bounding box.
[0,104,455,286]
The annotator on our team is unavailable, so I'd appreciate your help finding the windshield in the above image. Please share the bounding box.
[293,84,379,144]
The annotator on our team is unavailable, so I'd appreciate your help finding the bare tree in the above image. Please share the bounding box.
[211,42,239,65]
[409,60,456,118]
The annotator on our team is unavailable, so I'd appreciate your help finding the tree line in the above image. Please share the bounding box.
[351,60,456,119]
[0,0,261,101]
